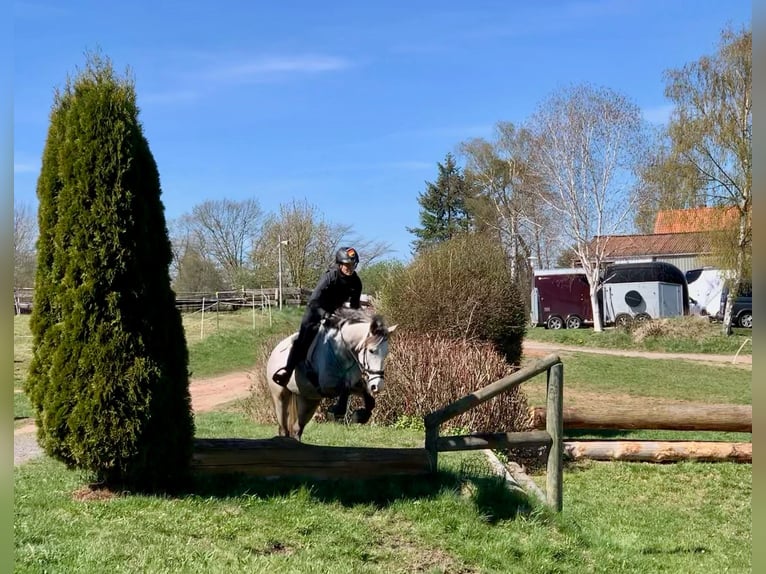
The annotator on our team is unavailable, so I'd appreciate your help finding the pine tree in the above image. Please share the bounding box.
[26,54,194,490]
[408,153,474,254]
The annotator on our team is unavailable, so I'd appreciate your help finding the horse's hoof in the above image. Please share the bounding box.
[352,408,371,424]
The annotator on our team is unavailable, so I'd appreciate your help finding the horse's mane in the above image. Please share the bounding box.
[328,307,389,337]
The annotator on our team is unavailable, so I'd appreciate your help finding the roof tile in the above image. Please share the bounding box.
[653,206,737,233]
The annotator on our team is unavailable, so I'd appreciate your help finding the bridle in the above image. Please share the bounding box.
[339,325,386,387]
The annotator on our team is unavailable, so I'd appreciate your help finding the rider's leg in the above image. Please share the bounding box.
[273,311,320,386]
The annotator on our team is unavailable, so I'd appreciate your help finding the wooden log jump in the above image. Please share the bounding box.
[530,404,752,433]
[192,437,432,479]
[563,440,752,463]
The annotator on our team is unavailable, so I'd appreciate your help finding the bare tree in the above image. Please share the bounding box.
[527,84,650,331]
[460,122,560,278]
[658,26,751,334]
[253,199,394,292]
[177,198,263,289]
[14,202,37,288]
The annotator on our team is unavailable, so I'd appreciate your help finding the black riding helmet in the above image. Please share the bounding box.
[335,247,359,267]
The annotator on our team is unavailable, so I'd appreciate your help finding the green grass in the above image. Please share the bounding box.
[14,391,33,421]
[15,411,752,573]
[524,353,751,405]
[13,309,752,572]
[525,317,752,355]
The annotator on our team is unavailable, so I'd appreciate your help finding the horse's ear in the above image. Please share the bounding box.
[387,324,398,334]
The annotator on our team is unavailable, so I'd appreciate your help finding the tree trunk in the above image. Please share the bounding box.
[530,404,752,433]
[563,440,751,463]
[722,203,749,336]
[590,288,603,332]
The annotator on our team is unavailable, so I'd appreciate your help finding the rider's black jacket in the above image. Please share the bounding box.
[307,265,362,317]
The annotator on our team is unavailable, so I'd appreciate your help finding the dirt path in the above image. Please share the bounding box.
[522,340,752,367]
[14,370,259,466]
[13,342,752,465]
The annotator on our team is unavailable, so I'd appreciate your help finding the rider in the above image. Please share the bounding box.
[272,246,363,386]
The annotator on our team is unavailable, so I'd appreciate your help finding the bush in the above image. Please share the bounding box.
[379,233,527,364]
[631,315,715,343]
[374,333,532,434]
[26,54,193,490]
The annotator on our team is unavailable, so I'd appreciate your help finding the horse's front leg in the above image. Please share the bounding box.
[351,390,375,424]
[328,388,351,421]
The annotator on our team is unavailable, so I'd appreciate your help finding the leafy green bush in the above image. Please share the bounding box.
[379,233,527,364]
[26,54,193,490]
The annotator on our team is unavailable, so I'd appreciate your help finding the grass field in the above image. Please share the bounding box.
[524,315,752,355]
[13,309,752,572]
[14,412,751,573]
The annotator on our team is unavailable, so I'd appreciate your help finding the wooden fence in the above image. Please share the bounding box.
[13,287,312,315]
[424,353,564,512]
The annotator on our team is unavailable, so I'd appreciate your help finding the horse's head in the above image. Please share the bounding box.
[334,309,397,395]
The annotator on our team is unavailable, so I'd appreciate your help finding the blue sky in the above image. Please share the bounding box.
[13,1,751,261]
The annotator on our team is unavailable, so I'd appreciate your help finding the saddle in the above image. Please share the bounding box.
[298,324,342,398]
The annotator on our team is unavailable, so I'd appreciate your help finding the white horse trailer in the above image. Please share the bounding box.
[599,262,689,327]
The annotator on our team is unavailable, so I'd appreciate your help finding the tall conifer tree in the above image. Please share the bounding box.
[26,54,194,490]
[408,153,474,254]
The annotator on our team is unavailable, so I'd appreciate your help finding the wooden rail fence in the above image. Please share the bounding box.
[424,353,564,512]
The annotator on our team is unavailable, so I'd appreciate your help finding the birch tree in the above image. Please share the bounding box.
[460,122,559,280]
[528,84,649,331]
[658,26,751,334]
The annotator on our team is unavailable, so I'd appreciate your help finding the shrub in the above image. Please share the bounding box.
[379,233,527,364]
[374,333,532,434]
[26,54,193,490]
[631,315,716,343]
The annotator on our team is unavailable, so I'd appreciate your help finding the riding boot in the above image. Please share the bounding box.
[273,340,301,386]
[272,367,292,387]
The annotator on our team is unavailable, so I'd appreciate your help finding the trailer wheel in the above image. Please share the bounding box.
[565,315,583,329]
[634,312,651,325]
[546,315,565,330]
[614,313,633,328]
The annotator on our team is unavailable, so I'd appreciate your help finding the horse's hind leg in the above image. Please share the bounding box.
[294,396,321,441]
[270,385,291,437]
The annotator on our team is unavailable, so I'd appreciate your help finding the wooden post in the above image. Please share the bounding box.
[546,362,563,512]
[200,297,205,340]
[425,422,439,471]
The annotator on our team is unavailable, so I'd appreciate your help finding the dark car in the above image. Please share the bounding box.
[716,282,752,328]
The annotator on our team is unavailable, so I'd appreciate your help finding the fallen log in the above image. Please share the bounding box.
[563,440,752,463]
[531,404,751,433]
[192,437,433,479]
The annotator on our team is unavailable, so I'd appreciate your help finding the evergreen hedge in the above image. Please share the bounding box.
[26,55,194,490]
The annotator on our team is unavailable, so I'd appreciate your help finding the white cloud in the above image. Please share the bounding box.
[205,55,352,83]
